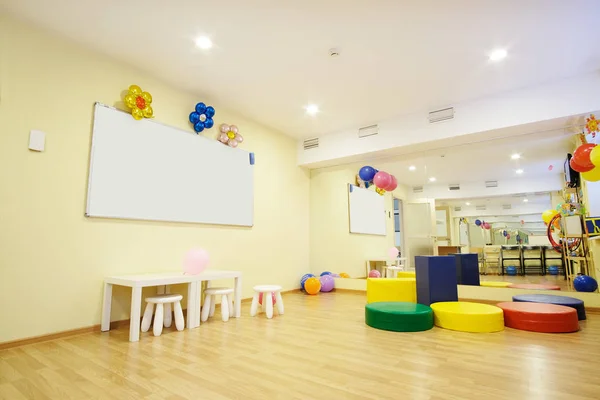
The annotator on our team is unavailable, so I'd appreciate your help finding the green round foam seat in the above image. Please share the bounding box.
[365,302,434,332]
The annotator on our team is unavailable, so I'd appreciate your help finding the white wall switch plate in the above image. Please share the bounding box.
[29,130,46,152]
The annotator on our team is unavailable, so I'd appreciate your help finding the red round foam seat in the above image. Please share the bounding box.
[496,302,579,333]
[507,283,560,290]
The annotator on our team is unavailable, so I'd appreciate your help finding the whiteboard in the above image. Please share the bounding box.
[86,104,254,226]
[348,184,386,235]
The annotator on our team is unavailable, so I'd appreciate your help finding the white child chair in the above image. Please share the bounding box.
[202,287,235,322]
[250,285,284,319]
[141,294,185,336]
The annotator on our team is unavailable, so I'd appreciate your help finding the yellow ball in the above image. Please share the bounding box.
[590,146,600,168]
[304,277,321,295]
[124,94,136,109]
[128,85,142,95]
[141,91,153,104]
[131,108,144,120]
[339,272,350,278]
[582,167,600,182]
[227,131,236,139]
[142,106,153,118]
[542,209,558,225]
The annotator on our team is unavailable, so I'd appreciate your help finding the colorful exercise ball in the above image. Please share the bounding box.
[542,209,559,225]
[339,272,350,278]
[581,167,600,182]
[320,271,332,276]
[475,219,482,226]
[182,248,209,275]
[571,144,596,172]
[319,275,335,292]
[358,166,377,182]
[506,266,517,276]
[258,292,276,305]
[368,269,381,278]
[548,265,559,276]
[304,277,321,295]
[373,171,392,189]
[300,273,315,290]
[573,275,598,292]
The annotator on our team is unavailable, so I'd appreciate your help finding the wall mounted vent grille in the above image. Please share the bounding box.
[485,180,498,188]
[303,138,319,150]
[428,107,454,123]
[358,124,378,138]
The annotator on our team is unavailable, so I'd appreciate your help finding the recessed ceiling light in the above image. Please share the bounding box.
[466,202,471,206]
[516,169,524,174]
[195,36,213,49]
[429,177,436,182]
[489,49,507,62]
[523,198,529,203]
[511,153,521,160]
[305,104,319,116]
[409,165,416,171]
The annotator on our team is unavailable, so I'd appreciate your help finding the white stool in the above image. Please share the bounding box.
[250,285,284,319]
[202,287,234,322]
[141,294,184,337]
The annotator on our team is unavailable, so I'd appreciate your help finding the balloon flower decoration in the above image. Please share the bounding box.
[358,166,398,196]
[189,102,215,133]
[569,129,600,182]
[218,123,244,148]
[124,85,153,120]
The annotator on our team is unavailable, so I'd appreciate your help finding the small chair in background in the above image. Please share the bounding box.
[483,245,501,275]
[141,294,185,337]
[202,287,234,322]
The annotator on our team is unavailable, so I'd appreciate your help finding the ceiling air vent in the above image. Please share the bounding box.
[485,180,498,188]
[412,186,424,193]
[502,204,512,210]
[303,138,319,150]
[428,107,454,123]
[476,205,486,211]
[448,183,460,191]
[358,124,378,138]
[454,206,462,212]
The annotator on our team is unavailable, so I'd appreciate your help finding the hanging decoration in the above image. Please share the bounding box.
[356,165,397,195]
[124,85,153,120]
[570,130,600,181]
[218,124,244,148]
[189,102,215,133]
[375,187,386,195]
[586,114,598,138]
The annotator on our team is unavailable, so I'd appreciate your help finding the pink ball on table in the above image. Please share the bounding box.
[183,248,209,275]
[369,270,381,278]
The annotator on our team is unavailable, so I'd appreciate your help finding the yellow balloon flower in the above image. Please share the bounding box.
[123,84,153,120]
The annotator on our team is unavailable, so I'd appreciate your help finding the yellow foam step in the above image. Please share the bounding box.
[367,278,416,304]
[396,271,415,278]
[481,281,512,288]
[431,301,504,333]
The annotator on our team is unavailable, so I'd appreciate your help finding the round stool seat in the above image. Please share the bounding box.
[512,294,586,320]
[497,302,579,333]
[145,294,183,304]
[431,302,504,333]
[481,281,512,288]
[365,302,433,332]
[205,287,234,295]
[253,285,282,292]
[508,283,560,290]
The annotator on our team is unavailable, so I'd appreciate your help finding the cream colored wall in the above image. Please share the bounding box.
[0,15,309,343]
[309,164,408,278]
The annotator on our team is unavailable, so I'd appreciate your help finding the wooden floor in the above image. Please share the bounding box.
[480,273,570,290]
[1,292,600,400]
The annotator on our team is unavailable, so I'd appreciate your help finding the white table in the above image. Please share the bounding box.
[101,270,242,342]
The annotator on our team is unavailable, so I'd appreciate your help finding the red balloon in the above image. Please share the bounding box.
[571,144,596,172]
[373,171,392,189]
[385,175,398,191]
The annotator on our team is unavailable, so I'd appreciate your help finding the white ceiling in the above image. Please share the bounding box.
[4,0,600,138]
[373,128,574,186]
[438,193,551,208]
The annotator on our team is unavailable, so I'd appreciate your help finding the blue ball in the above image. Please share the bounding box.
[573,275,598,292]
[300,273,315,290]
[205,106,215,118]
[195,102,207,113]
[358,166,376,182]
[194,121,205,133]
[189,112,200,124]
[320,271,332,276]
[204,118,214,129]
[506,266,517,276]
[548,266,559,276]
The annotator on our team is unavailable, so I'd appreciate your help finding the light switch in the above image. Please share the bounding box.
[29,130,46,152]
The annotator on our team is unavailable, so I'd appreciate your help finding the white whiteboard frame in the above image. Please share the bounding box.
[347,184,387,236]
[85,103,254,227]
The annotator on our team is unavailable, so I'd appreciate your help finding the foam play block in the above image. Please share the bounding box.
[365,302,434,332]
[497,302,579,333]
[481,281,512,288]
[366,278,416,304]
[512,294,586,320]
[415,256,458,306]
[431,301,504,333]
[397,271,416,278]
[452,253,480,286]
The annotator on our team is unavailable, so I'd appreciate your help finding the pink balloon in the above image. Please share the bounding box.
[483,222,491,230]
[507,234,511,240]
[183,248,209,275]
[388,247,399,259]
[385,175,398,191]
[373,171,392,189]
[235,134,244,143]
[220,124,230,133]
[219,133,229,143]
[230,125,239,134]
[229,139,238,148]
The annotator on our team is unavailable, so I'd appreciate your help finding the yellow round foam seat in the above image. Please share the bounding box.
[396,271,415,278]
[480,281,512,288]
[431,302,504,333]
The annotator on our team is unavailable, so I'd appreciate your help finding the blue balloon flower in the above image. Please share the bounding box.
[189,102,216,133]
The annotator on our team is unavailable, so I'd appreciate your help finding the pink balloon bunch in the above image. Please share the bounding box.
[482,222,491,230]
[388,247,399,259]
[183,248,210,275]
[218,123,244,148]
[372,171,398,193]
